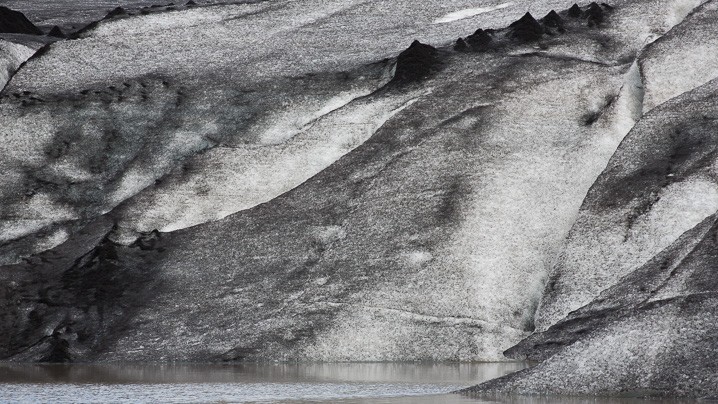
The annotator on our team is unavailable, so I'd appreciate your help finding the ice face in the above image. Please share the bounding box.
[2,0,701,263]
[0,1,701,363]
[640,1,718,112]
[478,68,718,396]
[302,59,636,361]
[2,0,599,262]
[1,0,717,370]
[533,2,718,330]
[471,213,718,398]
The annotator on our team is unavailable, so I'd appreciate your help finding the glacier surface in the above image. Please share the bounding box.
[0,0,717,399]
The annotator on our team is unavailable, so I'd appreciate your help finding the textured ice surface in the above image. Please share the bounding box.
[640,1,718,111]
[115,89,421,233]
[2,0,718,371]
[469,213,718,398]
[98,2,704,359]
[1,0,229,32]
[3,0,592,259]
[534,75,718,331]
[0,38,39,91]
[0,1,693,363]
[473,4,718,393]
[303,60,634,361]
[0,0,702,261]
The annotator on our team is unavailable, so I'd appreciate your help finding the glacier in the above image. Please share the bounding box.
[0,0,717,400]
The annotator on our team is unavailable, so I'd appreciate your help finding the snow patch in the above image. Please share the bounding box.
[0,193,76,242]
[433,3,513,24]
[110,123,218,206]
[311,225,347,244]
[34,227,70,254]
[402,251,434,267]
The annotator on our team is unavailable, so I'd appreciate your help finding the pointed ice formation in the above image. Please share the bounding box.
[48,26,66,39]
[454,37,468,52]
[104,7,127,20]
[542,10,564,29]
[391,40,441,84]
[584,2,605,26]
[0,6,42,35]
[509,12,543,41]
[568,3,582,17]
[465,28,493,50]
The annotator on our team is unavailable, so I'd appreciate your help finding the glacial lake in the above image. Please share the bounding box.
[0,362,692,403]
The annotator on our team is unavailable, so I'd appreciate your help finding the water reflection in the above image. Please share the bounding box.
[0,363,695,404]
[0,362,527,384]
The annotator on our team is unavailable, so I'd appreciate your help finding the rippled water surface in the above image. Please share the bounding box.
[0,362,693,403]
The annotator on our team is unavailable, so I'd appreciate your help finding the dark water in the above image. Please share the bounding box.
[0,362,693,403]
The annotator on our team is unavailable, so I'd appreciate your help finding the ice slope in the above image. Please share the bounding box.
[1,0,704,266]
[1,1,227,32]
[533,0,718,331]
[284,60,630,362]
[0,39,38,91]
[5,58,622,361]
[0,0,589,264]
[467,213,718,398]
[299,0,710,356]
[466,74,718,397]
[639,0,718,112]
[0,6,43,35]
[112,87,420,235]
[5,0,599,33]
[0,2,709,363]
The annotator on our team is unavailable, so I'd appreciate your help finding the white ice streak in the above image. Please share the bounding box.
[119,92,423,234]
[259,89,375,145]
[433,3,514,24]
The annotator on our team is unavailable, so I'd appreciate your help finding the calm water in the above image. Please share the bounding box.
[0,362,694,403]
